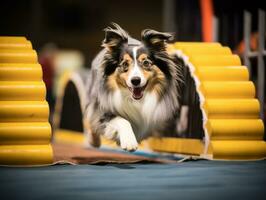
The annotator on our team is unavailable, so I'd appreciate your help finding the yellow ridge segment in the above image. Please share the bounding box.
[211,141,266,160]
[204,99,260,119]
[207,119,264,140]
[190,55,241,66]
[200,81,255,98]
[54,130,86,145]
[0,101,49,122]
[0,37,27,42]
[0,41,32,50]
[0,49,38,63]
[195,66,249,81]
[0,122,51,145]
[0,144,53,165]
[174,42,222,48]
[147,137,206,155]
[0,63,42,81]
[181,46,232,55]
[0,81,46,101]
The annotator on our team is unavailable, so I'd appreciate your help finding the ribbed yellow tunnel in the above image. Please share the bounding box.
[149,42,266,160]
[0,37,53,166]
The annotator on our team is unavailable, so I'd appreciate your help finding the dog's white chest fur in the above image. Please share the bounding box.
[111,90,160,139]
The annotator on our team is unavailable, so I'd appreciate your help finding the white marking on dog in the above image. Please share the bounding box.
[126,47,146,88]
[112,89,145,134]
[142,92,157,124]
[105,116,138,151]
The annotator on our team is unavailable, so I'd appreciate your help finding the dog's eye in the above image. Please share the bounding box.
[120,62,129,72]
[142,60,151,68]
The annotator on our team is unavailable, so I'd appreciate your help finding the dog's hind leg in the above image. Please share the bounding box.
[84,119,101,147]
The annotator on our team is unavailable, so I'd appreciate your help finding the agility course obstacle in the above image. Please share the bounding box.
[0,37,53,165]
[54,42,266,161]
[148,42,266,160]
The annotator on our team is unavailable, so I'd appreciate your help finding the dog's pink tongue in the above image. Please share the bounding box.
[133,88,143,100]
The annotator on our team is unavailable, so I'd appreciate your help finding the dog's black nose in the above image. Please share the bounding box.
[131,77,141,86]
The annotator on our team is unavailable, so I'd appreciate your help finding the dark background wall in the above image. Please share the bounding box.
[0,0,163,65]
[0,0,264,65]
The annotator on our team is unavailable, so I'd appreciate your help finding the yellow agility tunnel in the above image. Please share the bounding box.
[54,42,266,161]
[0,37,53,166]
[147,42,266,160]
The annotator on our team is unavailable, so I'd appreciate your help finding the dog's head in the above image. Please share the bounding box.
[101,23,177,100]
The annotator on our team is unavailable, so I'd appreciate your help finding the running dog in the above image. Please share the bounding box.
[84,23,182,151]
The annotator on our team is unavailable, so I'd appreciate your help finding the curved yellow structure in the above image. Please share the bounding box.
[0,37,53,166]
[53,42,265,161]
[148,42,266,160]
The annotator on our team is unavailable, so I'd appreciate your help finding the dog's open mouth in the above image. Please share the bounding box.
[129,86,146,100]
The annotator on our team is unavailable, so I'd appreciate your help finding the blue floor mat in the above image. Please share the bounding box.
[99,147,187,161]
[1,160,266,200]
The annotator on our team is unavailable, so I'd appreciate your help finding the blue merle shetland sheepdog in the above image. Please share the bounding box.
[84,23,182,151]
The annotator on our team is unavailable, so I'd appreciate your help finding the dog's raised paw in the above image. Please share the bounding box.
[120,136,138,152]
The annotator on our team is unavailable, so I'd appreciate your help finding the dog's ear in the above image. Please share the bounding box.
[102,23,128,50]
[141,29,173,51]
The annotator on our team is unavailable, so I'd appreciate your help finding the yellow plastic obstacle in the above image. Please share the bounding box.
[53,42,266,161]
[0,37,53,166]
[149,42,266,160]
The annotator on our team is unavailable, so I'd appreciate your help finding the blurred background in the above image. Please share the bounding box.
[0,0,265,121]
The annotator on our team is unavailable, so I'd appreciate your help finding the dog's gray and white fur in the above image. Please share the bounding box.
[84,23,182,151]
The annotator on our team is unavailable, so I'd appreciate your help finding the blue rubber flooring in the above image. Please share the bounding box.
[1,160,266,200]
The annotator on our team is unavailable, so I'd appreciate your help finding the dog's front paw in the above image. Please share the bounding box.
[108,117,138,152]
[120,133,138,152]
